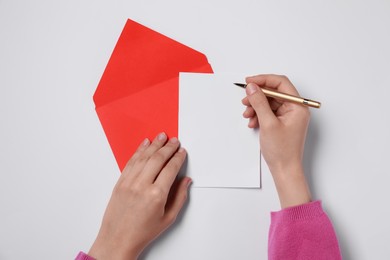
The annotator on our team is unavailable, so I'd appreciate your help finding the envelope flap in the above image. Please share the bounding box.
[96,77,180,170]
[94,19,212,108]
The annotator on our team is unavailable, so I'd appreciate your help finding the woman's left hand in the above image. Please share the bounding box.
[88,132,191,260]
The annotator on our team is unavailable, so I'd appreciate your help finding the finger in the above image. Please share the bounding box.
[140,137,181,183]
[275,103,291,117]
[130,132,168,179]
[154,147,187,191]
[246,74,300,96]
[243,97,279,119]
[143,132,168,157]
[123,138,150,173]
[245,83,277,128]
[276,101,309,118]
[241,96,250,106]
[269,98,283,112]
[243,106,256,118]
[163,177,192,226]
[248,116,259,128]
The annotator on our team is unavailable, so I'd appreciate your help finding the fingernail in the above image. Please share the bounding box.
[169,137,179,143]
[142,138,150,146]
[178,147,186,153]
[246,83,258,95]
[158,132,167,140]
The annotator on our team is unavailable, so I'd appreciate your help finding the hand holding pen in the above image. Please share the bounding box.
[241,74,312,208]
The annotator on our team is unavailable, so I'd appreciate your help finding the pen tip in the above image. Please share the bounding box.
[234,83,247,88]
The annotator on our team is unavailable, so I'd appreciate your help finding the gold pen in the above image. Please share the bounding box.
[234,83,321,109]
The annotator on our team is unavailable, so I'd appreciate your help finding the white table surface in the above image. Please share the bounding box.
[1,1,390,259]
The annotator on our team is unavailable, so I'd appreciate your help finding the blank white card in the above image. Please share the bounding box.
[179,73,260,188]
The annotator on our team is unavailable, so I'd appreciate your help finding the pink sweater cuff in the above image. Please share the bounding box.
[75,251,96,260]
[269,200,342,259]
[271,200,324,222]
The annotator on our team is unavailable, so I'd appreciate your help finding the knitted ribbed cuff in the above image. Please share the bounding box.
[271,200,324,222]
[75,251,96,260]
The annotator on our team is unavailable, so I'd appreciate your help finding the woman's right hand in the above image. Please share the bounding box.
[242,74,312,208]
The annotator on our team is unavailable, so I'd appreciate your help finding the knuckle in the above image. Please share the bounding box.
[115,179,139,195]
[125,153,139,168]
[279,75,292,84]
[175,150,186,160]
[280,74,289,80]
[130,157,148,171]
[280,75,294,86]
[126,148,146,165]
[166,160,182,174]
[165,212,177,224]
[150,151,166,163]
[124,159,133,169]
[148,186,166,204]
[135,156,148,165]
[277,74,290,82]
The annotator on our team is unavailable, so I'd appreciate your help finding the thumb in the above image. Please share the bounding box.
[246,83,276,127]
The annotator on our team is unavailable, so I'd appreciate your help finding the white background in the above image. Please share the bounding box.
[1,1,390,259]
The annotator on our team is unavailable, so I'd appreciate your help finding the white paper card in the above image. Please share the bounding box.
[179,73,260,188]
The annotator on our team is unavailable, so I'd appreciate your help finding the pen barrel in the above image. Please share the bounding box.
[261,88,321,108]
[304,99,321,109]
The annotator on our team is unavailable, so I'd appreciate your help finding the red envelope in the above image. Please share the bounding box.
[93,19,213,171]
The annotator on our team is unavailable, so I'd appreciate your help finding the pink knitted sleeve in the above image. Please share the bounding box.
[75,251,96,260]
[268,200,342,260]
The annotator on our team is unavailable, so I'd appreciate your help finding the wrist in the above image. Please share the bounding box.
[88,235,140,260]
[270,163,312,209]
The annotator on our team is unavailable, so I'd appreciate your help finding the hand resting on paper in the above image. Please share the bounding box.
[242,74,312,208]
[88,133,191,260]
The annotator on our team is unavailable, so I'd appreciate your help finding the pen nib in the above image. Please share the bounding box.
[234,83,247,88]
